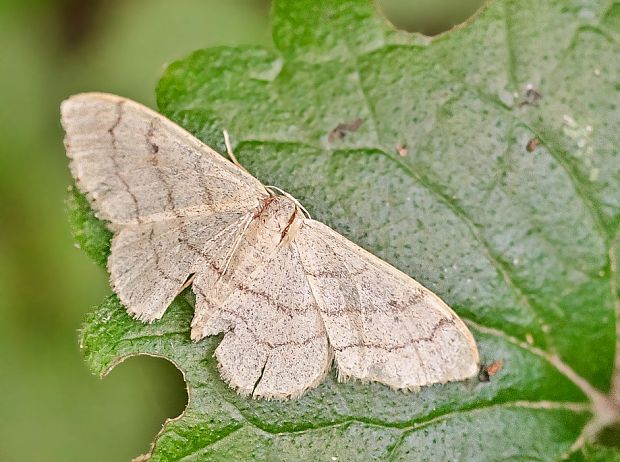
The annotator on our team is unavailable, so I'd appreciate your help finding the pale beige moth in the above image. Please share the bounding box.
[61,93,479,399]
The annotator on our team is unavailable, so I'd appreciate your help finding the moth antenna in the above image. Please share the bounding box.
[223,129,271,197]
[265,185,312,219]
[222,129,249,174]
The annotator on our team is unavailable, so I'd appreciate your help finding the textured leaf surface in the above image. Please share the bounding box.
[76,0,619,460]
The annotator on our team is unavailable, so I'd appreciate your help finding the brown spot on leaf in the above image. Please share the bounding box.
[519,87,542,107]
[487,360,503,376]
[478,360,503,382]
[328,118,363,142]
[526,137,540,152]
[396,144,408,157]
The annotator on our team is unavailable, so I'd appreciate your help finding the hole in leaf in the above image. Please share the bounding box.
[103,355,188,458]
[375,0,486,35]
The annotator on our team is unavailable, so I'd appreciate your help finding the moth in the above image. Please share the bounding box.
[62,93,479,399]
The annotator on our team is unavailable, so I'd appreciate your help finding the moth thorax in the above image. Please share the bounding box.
[260,195,303,244]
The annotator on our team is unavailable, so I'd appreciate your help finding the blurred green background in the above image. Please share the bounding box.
[0,1,483,460]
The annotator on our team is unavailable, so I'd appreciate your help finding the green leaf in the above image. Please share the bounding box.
[66,186,111,268]
[75,0,619,459]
